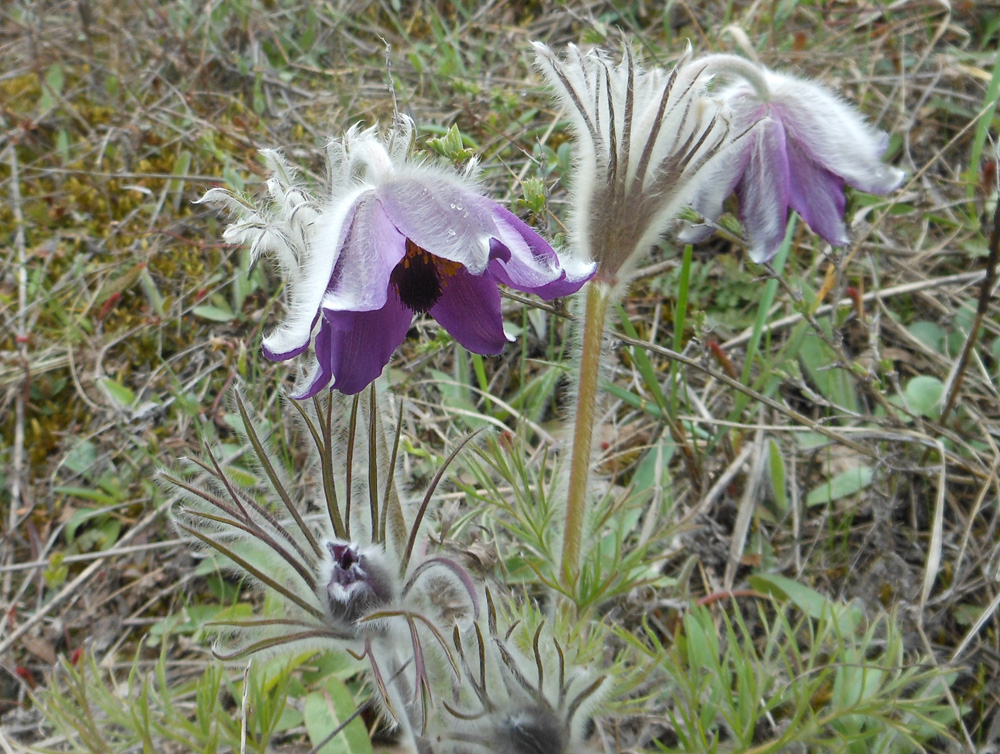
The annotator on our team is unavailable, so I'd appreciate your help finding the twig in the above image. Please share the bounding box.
[505,283,990,478]
[724,424,766,591]
[504,272,989,352]
[0,539,186,574]
[684,443,754,524]
[615,332,991,480]
[939,191,1000,423]
[6,143,28,537]
[722,270,986,350]
[0,727,17,754]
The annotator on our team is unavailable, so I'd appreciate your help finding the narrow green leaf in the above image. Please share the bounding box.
[749,572,863,632]
[616,305,670,418]
[100,377,136,407]
[805,465,873,507]
[192,304,236,322]
[768,439,788,512]
[303,677,372,754]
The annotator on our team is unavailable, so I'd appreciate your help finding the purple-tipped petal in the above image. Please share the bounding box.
[320,194,407,312]
[429,268,510,355]
[738,119,792,264]
[210,116,594,399]
[323,295,414,395]
[293,319,336,399]
[376,177,497,273]
[785,138,849,247]
[709,68,905,260]
[488,207,595,298]
[263,311,318,361]
[842,146,906,195]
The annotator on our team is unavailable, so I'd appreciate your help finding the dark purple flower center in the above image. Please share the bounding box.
[329,542,364,587]
[390,239,461,314]
[324,541,396,628]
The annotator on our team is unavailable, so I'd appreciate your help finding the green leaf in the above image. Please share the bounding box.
[683,606,720,672]
[749,572,863,632]
[63,508,106,544]
[64,439,98,476]
[631,439,675,498]
[300,651,360,685]
[192,304,236,322]
[805,465,874,507]
[100,377,136,407]
[38,64,64,111]
[799,330,858,413]
[903,375,945,419]
[768,439,787,512]
[44,552,68,588]
[516,175,547,215]
[907,321,946,355]
[54,485,118,505]
[303,677,372,754]
[426,124,476,163]
[56,128,71,163]
[140,267,165,316]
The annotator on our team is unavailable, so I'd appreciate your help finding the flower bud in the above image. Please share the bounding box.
[324,541,398,627]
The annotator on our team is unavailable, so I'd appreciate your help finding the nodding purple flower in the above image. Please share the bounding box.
[325,541,397,626]
[199,117,593,398]
[686,61,905,263]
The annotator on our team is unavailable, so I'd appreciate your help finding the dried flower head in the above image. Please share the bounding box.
[199,117,593,397]
[533,42,743,288]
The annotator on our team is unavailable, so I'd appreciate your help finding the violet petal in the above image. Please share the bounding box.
[764,78,905,195]
[263,312,318,361]
[737,119,792,264]
[293,318,336,400]
[321,193,408,312]
[785,137,849,248]
[489,207,595,298]
[429,268,510,355]
[376,177,498,274]
[261,200,359,359]
[322,294,414,395]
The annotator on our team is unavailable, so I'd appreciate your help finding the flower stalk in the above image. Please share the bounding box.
[561,281,611,587]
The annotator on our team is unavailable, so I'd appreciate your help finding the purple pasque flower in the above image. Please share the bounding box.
[685,61,905,263]
[200,117,593,397]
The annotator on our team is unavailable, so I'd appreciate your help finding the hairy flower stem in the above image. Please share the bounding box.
[562,281,611,589]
